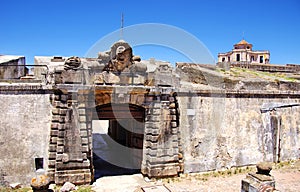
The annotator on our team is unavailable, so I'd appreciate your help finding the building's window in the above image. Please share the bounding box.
[265,58,269,64]
[228,56,230,62]
[260,56,264,63]
[35,158,44,170]
[236,54,240,61]
[222,57,225,62]
[251,56,254,62]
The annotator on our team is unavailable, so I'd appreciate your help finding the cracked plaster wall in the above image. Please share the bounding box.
[178,93,300,173]
[0,94,52,185]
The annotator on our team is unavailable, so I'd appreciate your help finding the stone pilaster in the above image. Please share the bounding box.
[48,90,92,185]
[141,88,181,177]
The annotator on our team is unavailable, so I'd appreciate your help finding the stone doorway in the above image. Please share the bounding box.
[92,103,145,179]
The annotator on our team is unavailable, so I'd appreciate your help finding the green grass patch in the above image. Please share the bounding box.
[0,188,32,192]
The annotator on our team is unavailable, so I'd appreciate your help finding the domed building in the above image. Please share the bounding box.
[218,39,270,65]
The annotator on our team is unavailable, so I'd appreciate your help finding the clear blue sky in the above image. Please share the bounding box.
[1,0,300,65]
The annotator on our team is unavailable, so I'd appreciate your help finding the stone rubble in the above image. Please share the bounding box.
[60,182,77,192]
[9,182,22,189]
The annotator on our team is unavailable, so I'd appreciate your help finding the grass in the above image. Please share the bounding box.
[224,67,299,83]
[53,185,94,192]
[274,160,297,170]
[74,186,94,192]
[216,68,226,73]
[217,67,298,83]
[170,165,257,184]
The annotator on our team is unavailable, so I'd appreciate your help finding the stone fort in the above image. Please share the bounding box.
[0,40,299,186]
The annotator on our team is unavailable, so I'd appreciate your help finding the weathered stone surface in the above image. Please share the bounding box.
[9,183,21,189]
[61,70,83,84]
[61,106,84,163]
[59,182,76,192]
[31,175,50,191]
[256,162,273,175]
[0,94,52,185]
[178,90,300,173]
[64,56,81,70]
[241,172,276,192]
[249,173,274,181]
[102,71,120,84]
[94,73,104,84]
[55,170,91,185]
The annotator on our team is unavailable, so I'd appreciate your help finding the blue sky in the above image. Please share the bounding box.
[1,0,299,65]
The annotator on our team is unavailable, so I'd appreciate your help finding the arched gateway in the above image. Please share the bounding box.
[47,41,182,185]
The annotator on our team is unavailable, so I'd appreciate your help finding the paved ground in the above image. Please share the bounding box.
[92,160,300,192]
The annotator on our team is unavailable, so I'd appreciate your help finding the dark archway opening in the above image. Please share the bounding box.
[92,103,145,179]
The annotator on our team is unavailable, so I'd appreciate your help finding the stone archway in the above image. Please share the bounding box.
[47,86,182,185]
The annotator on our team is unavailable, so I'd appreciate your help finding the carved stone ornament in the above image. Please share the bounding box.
[64,56,82,70]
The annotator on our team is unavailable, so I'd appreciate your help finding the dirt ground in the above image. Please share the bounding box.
[159,160,300,192]
[92,160,300,192]
[164,168,300,192]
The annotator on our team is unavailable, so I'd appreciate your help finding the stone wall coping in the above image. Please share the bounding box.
[0,84,52,94]
[1,83,300,98]
[55,84,155,90]
[177,88,300,98]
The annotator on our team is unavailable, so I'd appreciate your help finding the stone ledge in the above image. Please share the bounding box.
[55,161,90,170]
[0,84,52,94]
[141,163,180,177]
[54,170,91,185]
[248,173,274,182]
[177,89,300,98]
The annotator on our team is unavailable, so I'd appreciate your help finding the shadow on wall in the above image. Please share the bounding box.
[92,133,140,179]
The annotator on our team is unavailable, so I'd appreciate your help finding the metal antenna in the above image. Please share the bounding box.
[242,31,245,40]
[120,13,124,40]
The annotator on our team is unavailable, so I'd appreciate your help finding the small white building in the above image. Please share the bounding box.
[218,39,270,64]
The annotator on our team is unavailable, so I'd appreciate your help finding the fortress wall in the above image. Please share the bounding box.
[178,90,300,173]
[0,83,300,184]
[0,86,52,186]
